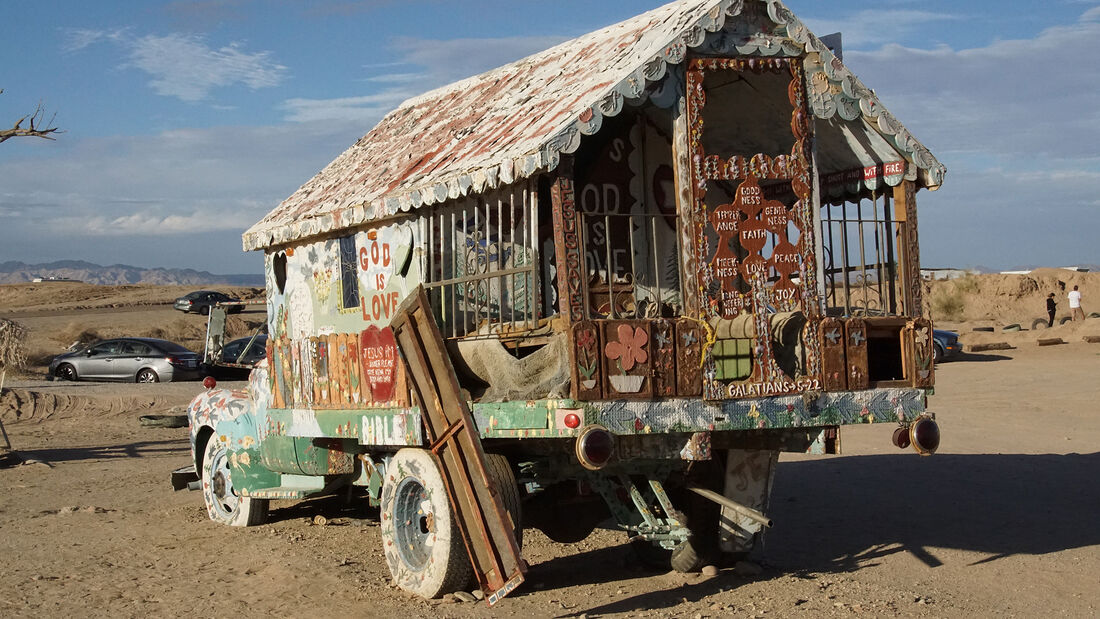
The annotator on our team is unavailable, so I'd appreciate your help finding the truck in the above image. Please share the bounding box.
[176,0,947,604]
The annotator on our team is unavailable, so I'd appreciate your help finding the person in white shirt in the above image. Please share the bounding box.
[1068,285,1084,321]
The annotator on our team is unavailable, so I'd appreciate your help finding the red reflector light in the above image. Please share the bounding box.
[575,424,614,470]
[564,413,581,429]
[892,426,911,449]
[203,376,217,389]
[909,415,940,456]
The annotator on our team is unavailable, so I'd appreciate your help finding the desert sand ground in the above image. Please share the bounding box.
[1,280,1099,618]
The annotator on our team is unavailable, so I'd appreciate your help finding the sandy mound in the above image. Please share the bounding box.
[926,270,1099,327]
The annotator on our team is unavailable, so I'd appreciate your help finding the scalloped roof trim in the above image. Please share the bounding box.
[243,0,944,252]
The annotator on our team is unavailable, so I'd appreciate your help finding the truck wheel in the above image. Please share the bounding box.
[201,438,269,527]
[484,453,522,548]
[380,448,472,599]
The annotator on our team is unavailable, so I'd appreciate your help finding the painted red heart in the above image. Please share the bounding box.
[360,325,397,402]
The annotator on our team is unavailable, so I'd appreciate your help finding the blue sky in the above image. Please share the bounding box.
[1,0,1097,274]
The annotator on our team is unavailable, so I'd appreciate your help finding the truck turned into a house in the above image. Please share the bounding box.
[181,0,947,604]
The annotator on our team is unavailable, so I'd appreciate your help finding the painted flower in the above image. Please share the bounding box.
[576,329,596,350]
[605,325,649,372]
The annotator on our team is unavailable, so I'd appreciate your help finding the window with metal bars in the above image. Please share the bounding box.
[579,207,682,319]
[420,183,541,339]
[820,192,904,317]
[338,235,359,310]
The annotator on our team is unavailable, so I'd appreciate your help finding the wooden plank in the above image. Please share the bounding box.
[674,319,703,397]
[908,318,934,388]
[601,320,653,399]
[550,156,585,325]
[651,319,677,398]
[845,318,870,390]
[571,321,603,400]
[390,287,526,603]
[819,317,847,391]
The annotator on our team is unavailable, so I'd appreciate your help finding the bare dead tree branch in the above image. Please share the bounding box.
[0,89,63,144]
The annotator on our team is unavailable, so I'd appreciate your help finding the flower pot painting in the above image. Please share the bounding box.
[609,374,645,392]
[572,321,603,400]
[603,322,651,397]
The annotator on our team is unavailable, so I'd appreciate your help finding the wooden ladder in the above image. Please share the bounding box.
[390,287,526,605]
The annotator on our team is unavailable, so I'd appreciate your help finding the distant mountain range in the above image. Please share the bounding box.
[0,260,264,287]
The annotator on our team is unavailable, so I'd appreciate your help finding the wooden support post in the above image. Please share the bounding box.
[893,180,923,317]
[672,94,702,318]
[549,156,585,325]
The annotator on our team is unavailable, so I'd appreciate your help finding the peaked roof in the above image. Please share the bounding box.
[244,0,945,251]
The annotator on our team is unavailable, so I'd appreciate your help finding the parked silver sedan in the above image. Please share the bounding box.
[49,337,201,383]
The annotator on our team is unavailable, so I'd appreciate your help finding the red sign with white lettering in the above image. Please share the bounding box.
[360,326,398,402]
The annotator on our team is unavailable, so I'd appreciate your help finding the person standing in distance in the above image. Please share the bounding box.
[1068,285,1084,322]
[1046,293,1057,327]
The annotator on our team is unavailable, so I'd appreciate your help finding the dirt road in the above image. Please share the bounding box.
[2,340,1098,617]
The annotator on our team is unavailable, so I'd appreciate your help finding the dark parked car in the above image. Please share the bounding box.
[173,291,242,315]
[202,334,267,380]
[220,334,268,366]
[932,329,961,363]
[49,337,201,383]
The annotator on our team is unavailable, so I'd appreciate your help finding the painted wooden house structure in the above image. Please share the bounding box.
[187,0,947,602]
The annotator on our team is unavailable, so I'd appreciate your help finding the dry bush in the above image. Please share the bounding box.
[0,318,28,370]
[953,275,980,295]
[225,315,266,339]
[54,323,104,349]
[930,290,966,321]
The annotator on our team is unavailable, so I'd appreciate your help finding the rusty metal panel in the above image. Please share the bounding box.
[845,317,869,390]
[601,320,653,399]
[820,317,847,391]
[243,0,945,253]
[390,287,526,603]
[571,321,603,400]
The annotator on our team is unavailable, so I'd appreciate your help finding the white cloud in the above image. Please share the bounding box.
[281,90,415,123]
[844,8,1100,163]
[838,8,1100,268]
[278,34,565,125]
[803,10,960,48]
[389,35,568,83]
[128,34,287,101]
[0,122,359,249]
[65,29,287,102]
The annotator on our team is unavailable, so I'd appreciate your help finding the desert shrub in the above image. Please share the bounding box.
[930,291,965,321]
[225,315,266,338]
[0,318,28,370]
[953,275,980,295]
[54,323,104,349]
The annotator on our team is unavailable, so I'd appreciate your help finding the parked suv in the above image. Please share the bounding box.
[173,291,242,315]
